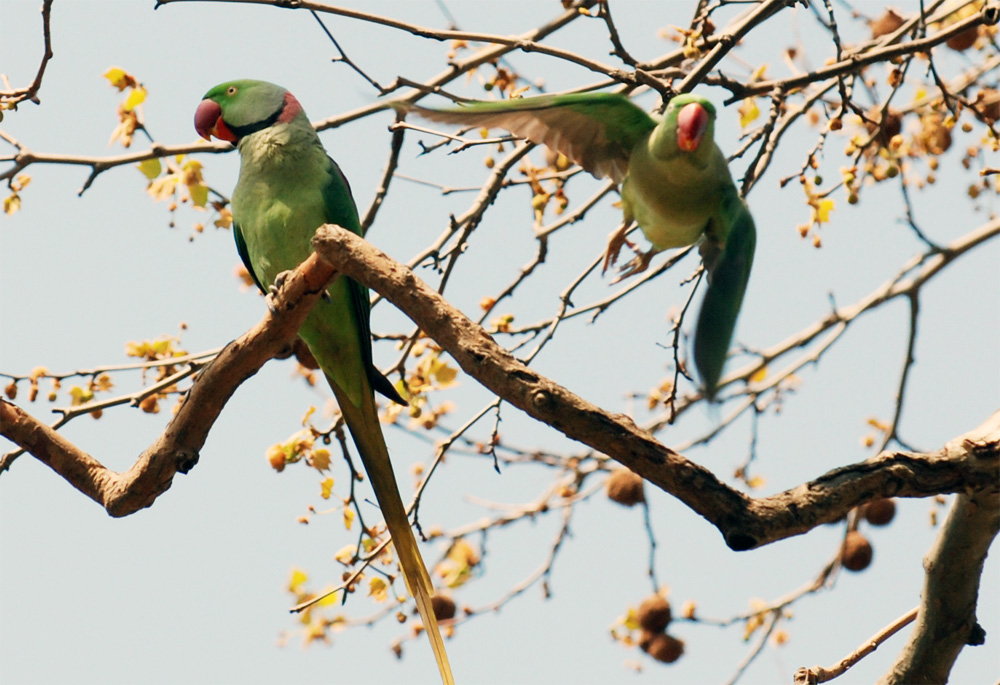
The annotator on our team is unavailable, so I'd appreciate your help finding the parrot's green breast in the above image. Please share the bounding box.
[232,132,368,408]
[621,135,732,250]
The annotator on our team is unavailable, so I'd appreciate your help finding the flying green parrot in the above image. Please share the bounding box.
[397,93,755,400]
[195,80,454,685]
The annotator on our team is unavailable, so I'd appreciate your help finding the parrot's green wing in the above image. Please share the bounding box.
[321,157,406,405]
[397,93,658,183]
[233,221,265,293]
[693,193,756,400]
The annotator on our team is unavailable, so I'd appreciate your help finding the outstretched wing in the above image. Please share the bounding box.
[398,93,658,183]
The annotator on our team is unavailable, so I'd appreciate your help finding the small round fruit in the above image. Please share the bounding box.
[864,498,897,526]
[842,531,873,572]
[431,594,456,621]
[870,9,905,38]
[292,338,319,369]
[946,26,978,52]
[606,469,645,507]
[977,89,1000,121]
[637,595,672,633]
[641,632,684,664]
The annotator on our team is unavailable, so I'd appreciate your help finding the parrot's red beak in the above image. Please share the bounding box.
[194,99,237,143]
[676,102,709,152]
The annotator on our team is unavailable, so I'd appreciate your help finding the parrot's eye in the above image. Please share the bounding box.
[226,86,238,96]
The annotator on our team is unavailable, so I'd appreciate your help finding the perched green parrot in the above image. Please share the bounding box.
[398,93,756,400]
[195,80,454,685]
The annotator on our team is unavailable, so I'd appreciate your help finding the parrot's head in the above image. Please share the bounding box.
[665,94,716,154]
[195,80,303,145]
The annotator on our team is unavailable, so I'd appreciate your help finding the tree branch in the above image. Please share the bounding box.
[795,607,918,684]
[0,252,336,516]
[0,0,54,108]
[723,3,1000,103]
[310,225,1000,551]
[879,415,1000,684]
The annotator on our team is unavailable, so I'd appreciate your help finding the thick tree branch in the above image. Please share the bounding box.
[879,414,1000,684]
[0,253,336,516]
[311,225,1000,551]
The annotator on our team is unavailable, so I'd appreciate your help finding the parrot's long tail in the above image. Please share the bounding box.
[694,196,756,401]
[332,382,455,685]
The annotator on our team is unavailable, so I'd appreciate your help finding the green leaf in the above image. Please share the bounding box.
[138,158,161,180]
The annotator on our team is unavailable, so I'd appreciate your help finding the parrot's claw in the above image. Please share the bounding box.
[603,223,635,274]
[265,270,295,314]
[611,248,659,283]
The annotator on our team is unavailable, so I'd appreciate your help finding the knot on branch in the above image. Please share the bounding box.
[966,621,987,646]
[713,34,736,50]
[725,530,757,552]
[530,389,553,410]
[175,449,199,474]
[984,4,999,26]
[964,436,1000,460]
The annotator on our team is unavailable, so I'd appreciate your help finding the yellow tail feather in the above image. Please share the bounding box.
[332,382,455,685]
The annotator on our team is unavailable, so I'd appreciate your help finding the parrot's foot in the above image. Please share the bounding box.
[611,247,660,283]
[265,270,295,314]
[603,224,635,274]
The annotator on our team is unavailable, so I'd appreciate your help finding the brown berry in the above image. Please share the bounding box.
[641,632,684,664]
[292,338,319,370]
[977,89,1000,122]
[920,115,952,155]
[637,595,672,633]
[431,594,456,621]
[842,531,873,572]
[946,26,978,52]
[865,109,902,147]
[606,469,645,507]
[864,498,897,526]
[870,9,905,38]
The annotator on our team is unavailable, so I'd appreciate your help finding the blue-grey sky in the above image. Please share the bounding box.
[2,2,998,684]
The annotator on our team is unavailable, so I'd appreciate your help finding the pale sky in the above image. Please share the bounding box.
[2,2,998,684]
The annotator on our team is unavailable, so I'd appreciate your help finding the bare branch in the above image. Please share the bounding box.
[0,252,336,516]
[724,4,1000,103]
[310,225,1000,551]
[0,0,54,108]
[795,607,918,684]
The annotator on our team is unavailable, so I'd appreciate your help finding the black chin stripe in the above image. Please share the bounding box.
[227,107,284,140]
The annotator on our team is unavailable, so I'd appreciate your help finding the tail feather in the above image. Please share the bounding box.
[331,380,454,685]
[694,197,756,400]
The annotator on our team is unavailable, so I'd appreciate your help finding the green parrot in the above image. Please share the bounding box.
[397,93,756,400]
[195,80,453,685]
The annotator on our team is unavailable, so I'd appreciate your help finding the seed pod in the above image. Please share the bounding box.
[842,531,873,572]
[870,9,905,38]
[641,632,685,664]
[606,469,645,507]
[863,498,897,526]
[431,594,456,621]
[946,25,978,52]
[977,89,1000,121]
[637,595,672,633]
